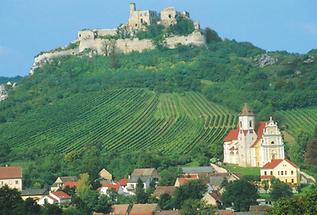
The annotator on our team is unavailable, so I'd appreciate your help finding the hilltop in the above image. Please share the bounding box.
[0,3,317,186]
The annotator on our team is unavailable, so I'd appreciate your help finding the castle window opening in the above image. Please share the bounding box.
[141,18,144,24]
[271,141,274,144]
[169,14,172,18]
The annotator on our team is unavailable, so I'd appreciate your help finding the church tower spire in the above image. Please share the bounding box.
[239,103,255,130]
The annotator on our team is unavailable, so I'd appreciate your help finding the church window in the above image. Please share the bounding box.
[270,171,273,175]
[291,170,294,175]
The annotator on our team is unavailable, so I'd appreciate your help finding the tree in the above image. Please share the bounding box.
[222,179,258,212]
[180,199,213,215]
[204,28,221,43]
[168,17,195,36]
[270,179,293,201]
[174,180,207,209]
[0,142,11,163]
[0,185,24,215]
[159,167,182,186]
[94,194,113,214]
[158,193,174,210]
[305,137,317,165]
[24,198,41,215]
[42,204,63,215]
[135,178,149,203]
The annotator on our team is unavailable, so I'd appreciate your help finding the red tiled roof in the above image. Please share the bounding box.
[262,159,284,169]
[260,175,273,179]
[0,166,22,179]
[224,128,239,142]
[51,191,71,199]
[64,181,77,188]
[103,183,121,192]
[250,121,266,148]
[117,178,128,186]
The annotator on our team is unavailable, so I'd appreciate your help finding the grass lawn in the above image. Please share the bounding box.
[224,164,260,176]
[258,193,271,199]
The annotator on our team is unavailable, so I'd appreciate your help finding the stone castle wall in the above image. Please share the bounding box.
[30,31,206,74]
[30,48,78,75]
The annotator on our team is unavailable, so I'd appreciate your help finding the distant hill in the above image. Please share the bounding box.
[0,76,22,84]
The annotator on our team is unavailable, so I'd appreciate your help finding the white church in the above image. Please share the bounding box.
[223,104,285,167]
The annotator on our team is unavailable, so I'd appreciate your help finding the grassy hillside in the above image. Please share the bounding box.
[0,37,316,185]
[0,88,235,158]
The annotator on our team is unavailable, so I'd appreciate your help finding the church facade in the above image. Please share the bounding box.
[223,104,285,167]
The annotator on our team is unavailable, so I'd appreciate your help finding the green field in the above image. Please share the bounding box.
[0,88,236,156]
[278,106,317,137]
[224,164,260,177]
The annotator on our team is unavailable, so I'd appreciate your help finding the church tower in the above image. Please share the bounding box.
[260,117,285,166]
[239,103,255,130]
[237,104,257,166]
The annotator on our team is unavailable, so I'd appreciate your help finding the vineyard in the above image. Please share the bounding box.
[0,88,237,155]
[278,106,317,137]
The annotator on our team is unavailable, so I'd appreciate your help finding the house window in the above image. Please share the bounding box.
[15,180,19,185]
[249,120,252,127]
[264,171,267,176]
[285,171,287,175]
[281,171,283,175]
[291,170,294,175]
[240,121,242,127]
[291,179,294,183]
[285,179,287,183]
[278,171,280,175]
[270,171,273,175]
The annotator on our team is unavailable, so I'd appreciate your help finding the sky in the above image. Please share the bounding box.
[0,0,316,77]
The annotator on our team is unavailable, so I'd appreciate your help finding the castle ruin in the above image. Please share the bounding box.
[30,3,206,75]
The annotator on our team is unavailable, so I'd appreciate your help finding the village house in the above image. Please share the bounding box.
[127,168,159,190]
[38,191,72,206]
[0,166,22,191]
[129,204,160,215]
[93,204,130,215]
[99,182,131,196]
[260,159,300,186]
[202,191,222,207]
[152,186,176,199]
[181,166,214,177]
[50,176,77,191]
[99,168,113,181]
[21,188,48,202]
[174,174,199,187]
[223,104,285,167]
